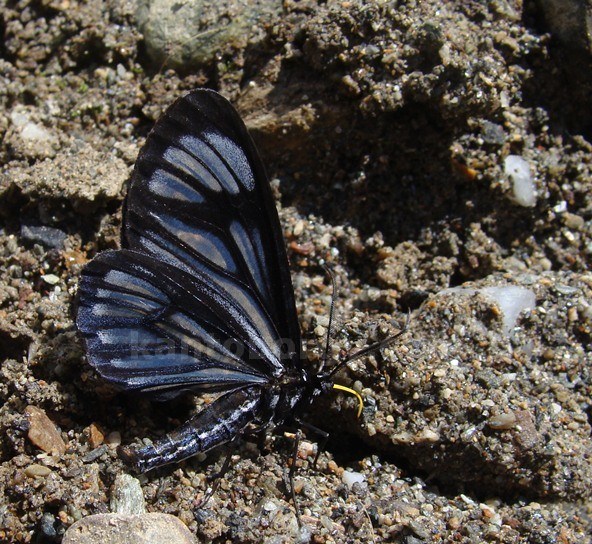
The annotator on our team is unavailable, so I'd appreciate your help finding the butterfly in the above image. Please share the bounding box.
[76,89,396,490]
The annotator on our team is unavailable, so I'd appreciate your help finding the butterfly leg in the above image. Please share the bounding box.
[267,424,304,526]
[274,423,329,527]
[288,428,303,527]
[294,417,329,469]
[197,435,240,509]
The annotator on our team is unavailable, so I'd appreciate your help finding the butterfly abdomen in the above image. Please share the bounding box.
[119,386,263,473]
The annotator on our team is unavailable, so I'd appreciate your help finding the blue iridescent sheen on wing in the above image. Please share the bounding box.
[123,91,301,355]
[77,249,276,396]
[76,89,302,399]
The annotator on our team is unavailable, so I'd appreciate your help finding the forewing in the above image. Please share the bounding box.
[77,249,281,397]
[122,89,301,363]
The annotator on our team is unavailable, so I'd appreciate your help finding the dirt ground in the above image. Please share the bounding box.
[1,0,591,542]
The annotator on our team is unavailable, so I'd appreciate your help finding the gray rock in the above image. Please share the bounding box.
[136,0,282,69]
[20,225,67,249]
[62,514,197,544]
[110,474,146,515]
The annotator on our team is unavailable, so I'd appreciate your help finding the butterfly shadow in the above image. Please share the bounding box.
[245,71,541,290]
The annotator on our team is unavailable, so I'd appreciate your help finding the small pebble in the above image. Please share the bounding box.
[21,224,67,249]
[342,470,366,488]
[261,500,278,513]
[553,200,568,213]
[82,445,109,463]
[314,325,326,337]
[542,348,555,360]
[555,284,578,295]
[87,423,105,449]
[41,274,60,285]
[105,431,122,448]
[417,429,440,442]
[481,286,536,335]
[489,412,517,430]
[327,460,340,475]
[563,212,584,230]
[504,155,536,207]
[480,120,505,145]
[297,440,316,460]
[292,479,305,494]
[25,405,66,455]
[25,464,52,478]
[408,520,431,539]
[39,513,57,539]
[448,517,461,530]
[293,220,305,236]
[320,515,333,531]
[110,474,146,515]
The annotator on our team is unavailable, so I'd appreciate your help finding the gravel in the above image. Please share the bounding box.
[0,0,591,542]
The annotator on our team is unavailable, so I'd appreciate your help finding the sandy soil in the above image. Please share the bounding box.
[0,0,591,542]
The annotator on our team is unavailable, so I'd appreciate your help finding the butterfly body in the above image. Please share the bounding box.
[117,367,332,472]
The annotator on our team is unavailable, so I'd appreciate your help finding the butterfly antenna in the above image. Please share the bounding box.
[328,312,411,380]
[318,265,337,374]
[328,313,410,418]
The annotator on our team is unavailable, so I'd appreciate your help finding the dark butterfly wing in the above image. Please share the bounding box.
[123,89,301,363]
[77,89,301,398]
[77,249,279,397]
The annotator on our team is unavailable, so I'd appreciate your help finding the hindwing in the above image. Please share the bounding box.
[76,90,302,396]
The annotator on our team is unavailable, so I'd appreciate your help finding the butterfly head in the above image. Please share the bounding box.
[288,367,363,418]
